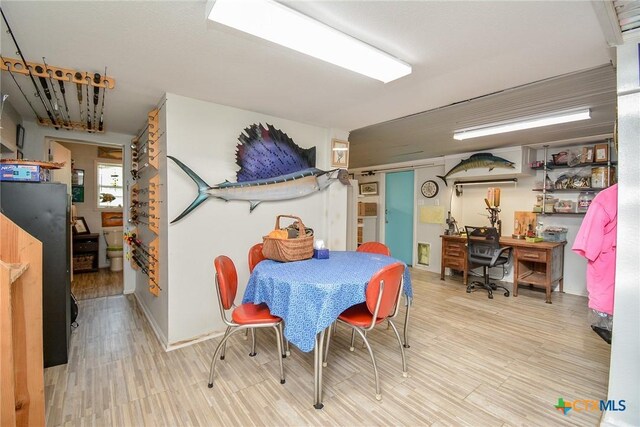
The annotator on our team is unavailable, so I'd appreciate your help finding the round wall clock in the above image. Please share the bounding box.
[421,180,439,198]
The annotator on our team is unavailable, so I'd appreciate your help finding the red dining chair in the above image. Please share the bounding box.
[325,262,407,400]
[357,241,391,256]
[248,243,266,273]
[208,255,285,388]
[355,241,411,347]
[350,241,392,343]
[247,243,290,356]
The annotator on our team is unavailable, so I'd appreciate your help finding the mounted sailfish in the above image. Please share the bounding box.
[168,123,350,223]
[437,153,515,186]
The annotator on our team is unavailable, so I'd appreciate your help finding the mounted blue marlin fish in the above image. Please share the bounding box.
[437,153,515,186]
[168,123,350,223]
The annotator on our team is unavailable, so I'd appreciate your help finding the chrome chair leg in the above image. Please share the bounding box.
[208,328,243,387]
[403,295,411,348]
[349,329,356,351]
[272,324,285,384]
[243,329,249,340]
[352,326,381,400]
[249,329,257,356]
[388,320,408,377]
[220,326,232,360]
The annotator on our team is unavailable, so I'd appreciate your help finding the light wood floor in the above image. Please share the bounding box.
[45,269,610,426]
[71,268,123,301]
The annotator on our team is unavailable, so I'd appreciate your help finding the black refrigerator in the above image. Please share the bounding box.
[1,181,71,367]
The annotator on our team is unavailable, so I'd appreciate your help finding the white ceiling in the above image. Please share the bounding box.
[1,1,614,166]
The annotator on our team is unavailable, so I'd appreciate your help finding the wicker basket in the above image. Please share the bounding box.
[73,254,95,271]
[262,215,314,262]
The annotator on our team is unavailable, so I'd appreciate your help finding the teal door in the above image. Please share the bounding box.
[385,171,414,265]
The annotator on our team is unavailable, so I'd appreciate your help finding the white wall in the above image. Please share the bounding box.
[133,102,170,346]
[414,164,447,273]
[164,93,348,345]
[21,121,136,294]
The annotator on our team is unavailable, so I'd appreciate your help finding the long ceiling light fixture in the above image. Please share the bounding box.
[453,108,592,141]
[206,0,412,83]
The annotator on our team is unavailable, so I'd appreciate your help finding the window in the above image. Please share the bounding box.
[97,162,123,209]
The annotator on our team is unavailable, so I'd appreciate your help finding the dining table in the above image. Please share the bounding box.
[242,250,413,409]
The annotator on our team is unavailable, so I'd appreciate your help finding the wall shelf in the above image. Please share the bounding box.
[533,142,616,216]
[533,211,585,216]
[532,188,605,193]
[531,161,617,171]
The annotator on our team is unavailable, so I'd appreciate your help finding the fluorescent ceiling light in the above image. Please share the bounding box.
[453,109,592,141]
[206,0,411,83]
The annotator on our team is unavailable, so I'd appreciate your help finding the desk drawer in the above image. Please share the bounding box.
[444,242,465,258]
[444,256,465,270]
[518,248,547,263]
[75,241,99,252]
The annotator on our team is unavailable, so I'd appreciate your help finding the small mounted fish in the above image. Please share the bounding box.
[100,193,116,203]
[169,123,350,223]
[437,153,515,186]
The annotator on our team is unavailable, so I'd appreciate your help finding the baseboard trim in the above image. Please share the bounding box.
[132,291,169,350]
[166,329,226,352]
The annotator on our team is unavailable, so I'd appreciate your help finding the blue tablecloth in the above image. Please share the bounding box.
[242,251,413,352]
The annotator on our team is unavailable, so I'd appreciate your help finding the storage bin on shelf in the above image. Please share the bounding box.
[358,202,377,216]
[554,200,577,213]
[591,166,616,188]
[542,226,568,242]
[74,254,95,270]
[533,194,558,213]
[577,191,595,213]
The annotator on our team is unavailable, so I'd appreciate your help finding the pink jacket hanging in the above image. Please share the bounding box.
[572,184,617,315]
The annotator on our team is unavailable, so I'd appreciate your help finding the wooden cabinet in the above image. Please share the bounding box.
[514,243,565,304]
[440,238,468,283]
[441,235,566,303]
[1,214,45,426]
[73,233,99,273]
[357,202,378,246]
[1,182,71,367]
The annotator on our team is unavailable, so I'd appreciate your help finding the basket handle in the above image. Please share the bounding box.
[274,214,307,239]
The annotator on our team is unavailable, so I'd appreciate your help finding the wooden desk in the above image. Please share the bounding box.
[441,235,566,303]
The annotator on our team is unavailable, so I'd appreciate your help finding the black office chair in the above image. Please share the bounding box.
[465,226,512,299]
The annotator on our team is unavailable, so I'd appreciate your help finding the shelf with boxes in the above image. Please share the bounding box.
[72,233,100,273]
[357,202,378,245]
[531,141,616,215]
